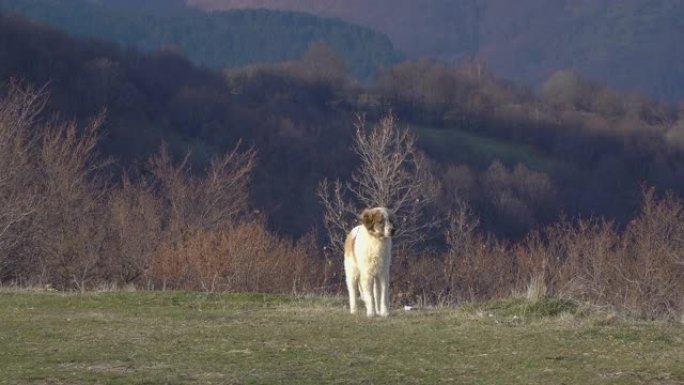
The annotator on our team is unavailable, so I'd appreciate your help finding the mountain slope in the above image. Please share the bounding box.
[3,10,684,239]
[0,11,362,237]
[191,0,684,100]
[190,0,477,59]
[0,0,401,78]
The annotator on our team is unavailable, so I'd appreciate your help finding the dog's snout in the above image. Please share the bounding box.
[390,228,396,236]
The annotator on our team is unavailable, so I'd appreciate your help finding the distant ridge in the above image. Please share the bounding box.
[0,0,401,78]
[190,0,684,101]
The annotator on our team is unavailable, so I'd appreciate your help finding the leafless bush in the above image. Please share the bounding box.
[318,112,440,256]
[317,178,357,256]
[103,138,258,292]
[617,188,684,318]
[0,83,111,290]
[515,216,620,301]
[149,221,325,293]
[36,113,111,290]
[105,174,163,286]
[0,82,46,282]
[393,200,512,306]
[147,141,256,239]
[443,200,480,300]
[512,187,684,319]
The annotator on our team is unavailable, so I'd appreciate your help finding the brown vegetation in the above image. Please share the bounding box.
[2,84,684,319]
[318,113,440,257]
[5,10,684,241]
[4,11,684,320]
[389,187,684,320]
[0,84,324,293]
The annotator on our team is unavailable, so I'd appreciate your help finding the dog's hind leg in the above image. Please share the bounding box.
[345,263,359,314]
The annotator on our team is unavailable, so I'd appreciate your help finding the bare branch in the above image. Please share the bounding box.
[318,112,441,254]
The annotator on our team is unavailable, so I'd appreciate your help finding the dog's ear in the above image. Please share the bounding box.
[361,208,375,230]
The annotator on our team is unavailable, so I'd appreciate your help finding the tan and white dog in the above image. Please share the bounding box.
[344,207,396,317]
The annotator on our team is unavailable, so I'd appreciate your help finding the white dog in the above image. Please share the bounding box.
[344,207,396,317]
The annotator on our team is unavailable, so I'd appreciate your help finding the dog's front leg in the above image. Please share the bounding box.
[377,273,390,317]
[373,278,382,315]
[359,274,376,317]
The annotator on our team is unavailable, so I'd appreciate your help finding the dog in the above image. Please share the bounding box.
[344,207,396,317]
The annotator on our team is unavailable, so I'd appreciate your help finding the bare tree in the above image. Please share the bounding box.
[444,199,480,299]
[318,177,357,255]
[0,82,47,281]
[0,81,115,289]
[37,112,112,290]
[197,141,257,230]
[318,113,440,255]
[147,141,256,238]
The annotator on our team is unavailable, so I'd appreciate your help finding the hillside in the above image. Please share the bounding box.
[192,0,684,101]
[0,0,401,78]
[0,11,360,237]
[3,10,684,241]
[190,0,477,59]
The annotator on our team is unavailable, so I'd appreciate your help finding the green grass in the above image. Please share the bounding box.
[414,125,574,173]
[1,291,683,384]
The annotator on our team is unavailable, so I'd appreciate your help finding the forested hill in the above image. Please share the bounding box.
[0,0,400,78]
[0,11,358,237]
[192,0,684,101]
[4,11,684,241]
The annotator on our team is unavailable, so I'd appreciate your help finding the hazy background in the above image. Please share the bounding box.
[190,0,684,101]
[2,0,684,239]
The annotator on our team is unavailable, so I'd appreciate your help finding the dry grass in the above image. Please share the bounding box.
[1,291,683,385]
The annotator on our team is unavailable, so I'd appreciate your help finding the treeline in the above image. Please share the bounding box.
[404,187,684,319]
[4,11,684,240]
[195,0,684,101]
[374,60,684,236]
[0,0,400,78]
[2,12,684,317]
[0,12,359,237]
[0,83,325,293]
[2,85,683,320]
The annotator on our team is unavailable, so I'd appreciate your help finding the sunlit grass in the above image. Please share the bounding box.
[1,291,682,384]
[413,125,574,173]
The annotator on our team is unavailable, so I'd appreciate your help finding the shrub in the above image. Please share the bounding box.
[149,221,325,293]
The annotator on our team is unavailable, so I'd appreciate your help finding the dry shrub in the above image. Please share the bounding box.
[105,174,163,286]
[35,113,111,291]
[515,216,620,301]
[513,187,684,319]
[149,221,324,293]
[445,234,512,303]
[616,188,684,317]
[411,187,684,320]
[395,202,513,306]
[0,83,327,295]
[392,253,445,307]
[0,82,45,282]
[0,82,112,290]
[395,233,511,307]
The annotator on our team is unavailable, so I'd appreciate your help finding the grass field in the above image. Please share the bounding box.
[413,125,575,174]
[1,291,683,385]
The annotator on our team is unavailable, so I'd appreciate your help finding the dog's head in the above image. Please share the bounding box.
[361,207,396,238]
